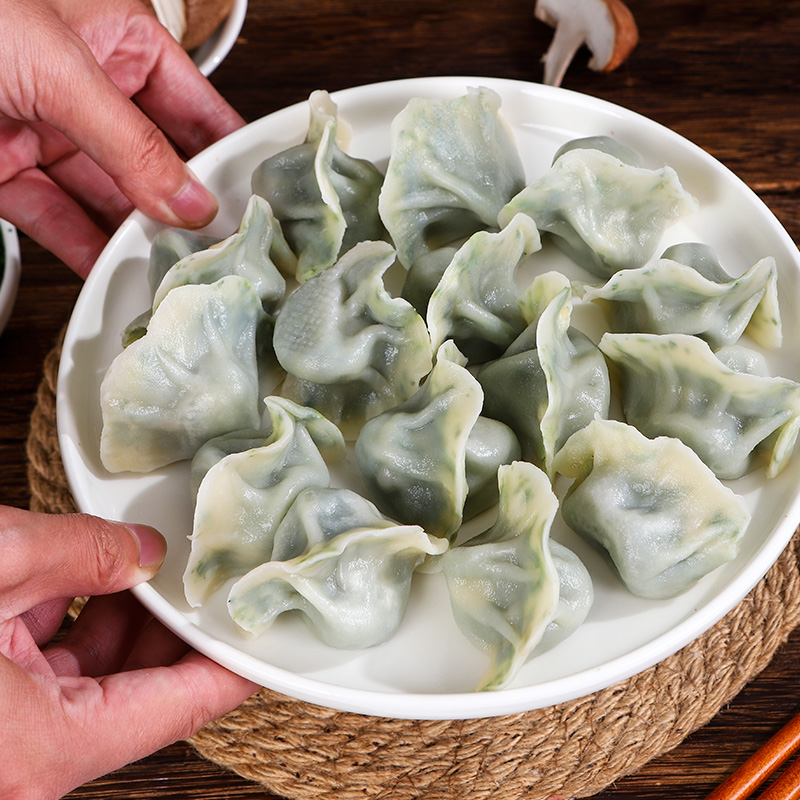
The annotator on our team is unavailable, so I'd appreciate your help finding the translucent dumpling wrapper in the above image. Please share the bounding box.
[188,401,346,499]
[355,341,483,542]
[462,416,522,521]
[442,461,566,691]
[552,418,751,600]
[498,143,698,278]
[401,244,459,318]
[189,428,268,499]
[122,227,221,345]
[599,332,800,479]
[152,194,293,315]
[148,227,221,298]
[227,521,448,649]
[551,135,647,169]
[273,240,434,439]
[538,540,594,655]
[576,243,782,350]
[252,90,385,283]
[100,276,265,474]
[426,213,542,363]
[270,486,406,562]
[662,242,782,348]
[183,396,346,607]
[714,344,770,377]
[477,272,610,476]
[378,87,527,270]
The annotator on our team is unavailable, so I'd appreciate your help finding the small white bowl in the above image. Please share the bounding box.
[193,0,248,77]
[0,220,20,336]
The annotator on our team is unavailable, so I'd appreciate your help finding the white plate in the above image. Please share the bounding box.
[0,220,21,336]
[192,0,247,77]
[57,77,800,720]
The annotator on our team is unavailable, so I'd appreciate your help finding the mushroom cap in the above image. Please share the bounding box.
[535,0,639,86]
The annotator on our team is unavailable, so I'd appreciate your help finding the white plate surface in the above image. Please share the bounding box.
[57,77,800,719]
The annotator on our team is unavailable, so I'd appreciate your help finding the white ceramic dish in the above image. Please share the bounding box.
[192,0,247,77]
[0,220,21,336]
[57,77,800,720]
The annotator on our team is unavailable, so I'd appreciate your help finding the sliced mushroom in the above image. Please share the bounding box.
[534,0,639,87]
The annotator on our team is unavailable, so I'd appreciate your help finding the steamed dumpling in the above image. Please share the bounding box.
[599,332,800,479]
[273,240,433,438]
[100,276,265,473]
[152,194,293,314]
[498,141,698,278]
[148,227,220,298]
[379,87,527,269]
[227,520,447,649]
[400,244,460,318]
[353,341,519,530]
[552,418,751,599]
[426,213,542,363]
[577,243,781,349]
[551,135,647,169]
[538,541,594,655]
[122,227,221,345]
[714,344,770,377]
[355,341,484,541]
[478,272,610,476]
[462,416,522,521]
[442,461,586,691]
[662,242,782,349]
[183,396,346,607]
[252,90,384,282]
[270,485,406,562]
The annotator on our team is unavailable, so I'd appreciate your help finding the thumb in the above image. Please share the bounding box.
[0,506,166,620]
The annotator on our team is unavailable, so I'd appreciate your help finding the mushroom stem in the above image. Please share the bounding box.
[535,0,639,87]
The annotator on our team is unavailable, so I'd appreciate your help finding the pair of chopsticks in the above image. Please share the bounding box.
[705,710,800,800]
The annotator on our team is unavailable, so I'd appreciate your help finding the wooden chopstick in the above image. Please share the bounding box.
[758,754,800,800]
[705,710,800,800]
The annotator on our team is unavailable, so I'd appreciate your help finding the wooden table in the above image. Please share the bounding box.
[3,0,800,796]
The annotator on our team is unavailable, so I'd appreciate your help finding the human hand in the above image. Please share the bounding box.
[0,505,257,800]
[0,0,246,278]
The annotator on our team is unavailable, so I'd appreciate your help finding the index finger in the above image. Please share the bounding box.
[25,15,220,230]
[132,38,246,159]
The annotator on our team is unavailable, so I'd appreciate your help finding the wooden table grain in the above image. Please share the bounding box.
[3,0,800,797]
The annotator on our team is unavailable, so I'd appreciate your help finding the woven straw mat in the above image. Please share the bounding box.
[26,332,800,800]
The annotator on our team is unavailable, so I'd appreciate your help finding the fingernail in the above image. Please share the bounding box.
[169,171,218,226]
[126,524,167,571]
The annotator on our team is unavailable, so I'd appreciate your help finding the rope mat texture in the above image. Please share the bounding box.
[27,332,800,800]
